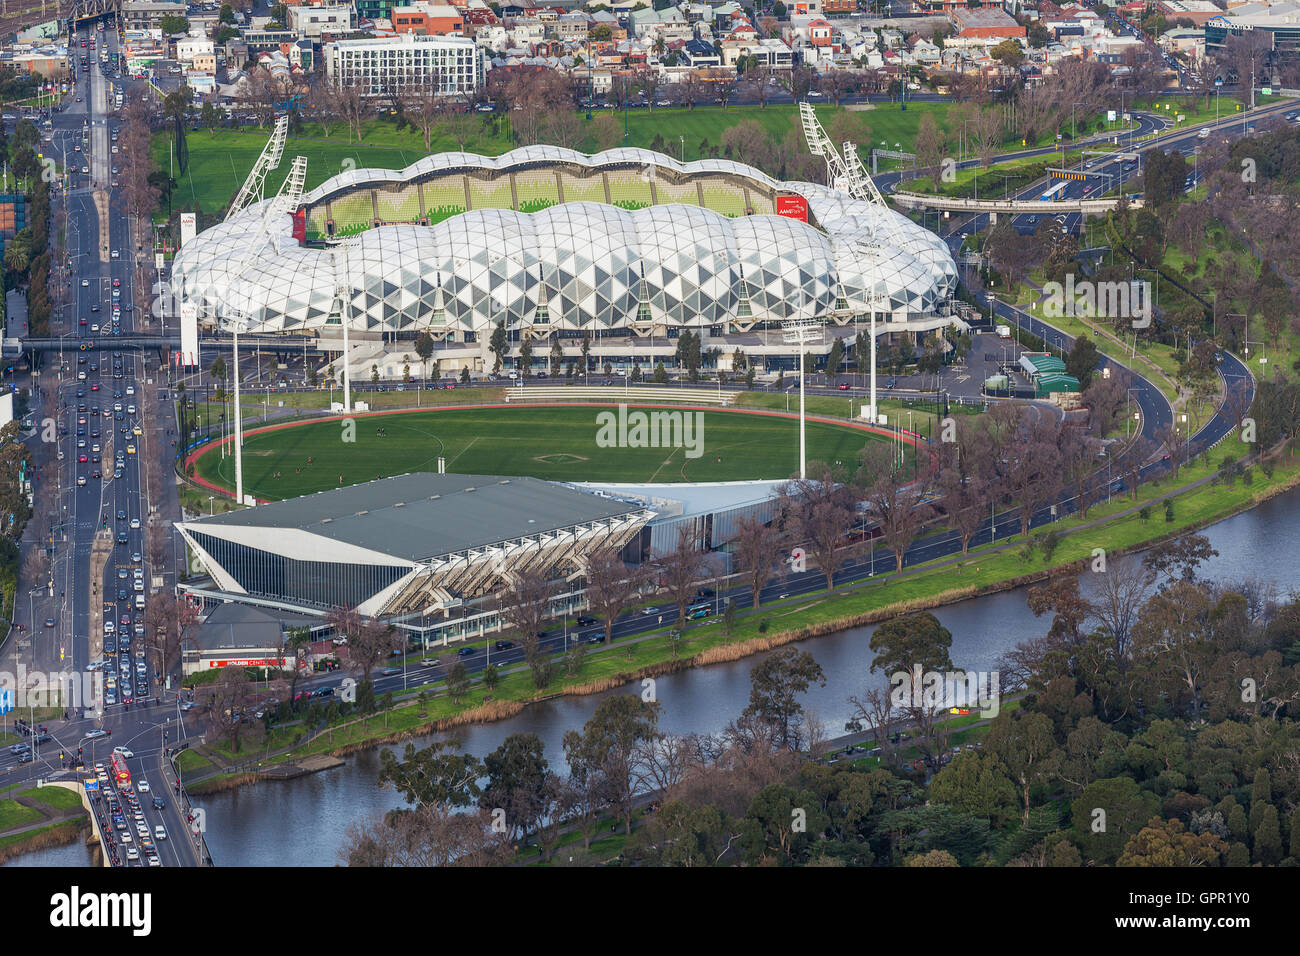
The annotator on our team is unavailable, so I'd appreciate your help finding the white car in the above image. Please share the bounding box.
[111,249,119,259]
[154,825,167,840]
[137,779,149,793]
[113,746,133,758]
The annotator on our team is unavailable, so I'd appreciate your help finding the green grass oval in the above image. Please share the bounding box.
[195,405,886,501]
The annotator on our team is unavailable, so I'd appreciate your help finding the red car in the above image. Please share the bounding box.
[79,454,88,463]
[112,279,120,287]
[91,384,100,391]
[80,318,88,326]
[838,383,850,390]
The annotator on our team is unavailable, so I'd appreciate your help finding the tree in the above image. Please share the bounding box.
[480,733,552,842]
[1117,816,1226,866]
[741,648,826,751]
[413,329,434,377]
[781,462,858,590]
[196,665,254,753]
[740,784,829,866]
[858,444,931,573]
[1066,334,1101,389]
[377,740,483,810]
[731,514,783,609]
[986,710,1060,824]
[562,695,660,835]
[342,803,512,867]
[158,14,191,34]
[497,566,554,660]
[928,751,1018,825]
[489,321,507,374]
[445,660,470,704]
[584,549,645,645]
[653,525,717,628]
[1072,776,1161,864]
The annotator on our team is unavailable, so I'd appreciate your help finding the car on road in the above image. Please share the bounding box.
[493,640,513,651]
[152,795,165,810]
[137,779,149,792]
[587,633,606,644]
[154,825,166,840]
[419,658,439,668]
[84,729,108,740]
[457,646,476,657]
[113,746,133,758]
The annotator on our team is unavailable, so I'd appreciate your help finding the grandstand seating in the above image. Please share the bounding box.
[374,186,423,223]
[466,175,514,210]
[604,170,654,208]
[698,181,748,218]
[512,168,561,210]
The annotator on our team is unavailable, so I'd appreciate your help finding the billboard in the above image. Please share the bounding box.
[775,195,808,222]
[180,213,196,247]
[179,303,199,368]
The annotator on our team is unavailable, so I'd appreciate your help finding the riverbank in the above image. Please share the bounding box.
[172,437,1300,797]
[0,785,91,865]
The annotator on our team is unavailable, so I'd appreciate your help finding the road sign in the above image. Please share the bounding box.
[83,777,99,791]
[0,688,12,715]
[1262,87,1273,96]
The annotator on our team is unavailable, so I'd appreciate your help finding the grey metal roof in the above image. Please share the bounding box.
[188,473,643,562]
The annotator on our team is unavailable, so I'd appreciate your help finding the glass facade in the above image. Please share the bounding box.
[191,531,409,609]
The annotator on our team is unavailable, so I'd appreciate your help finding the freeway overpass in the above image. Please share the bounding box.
[7,334,318,356]
[890,191,1143,215]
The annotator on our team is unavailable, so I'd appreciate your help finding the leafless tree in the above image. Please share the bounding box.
[497,566,555,658]
[583,549,645,644]
[731,514,784,609]
[779,462,859,590]
[342,804,514,866]
[653,525,719,627]
[196,665,254,752]
[857,446,931,574]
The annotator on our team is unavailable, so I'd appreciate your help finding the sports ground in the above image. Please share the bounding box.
[189,403,903,502]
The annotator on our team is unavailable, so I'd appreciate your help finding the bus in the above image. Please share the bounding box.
[1040,181,1069,202]
[110,751,131,790]
[686,602,712,620]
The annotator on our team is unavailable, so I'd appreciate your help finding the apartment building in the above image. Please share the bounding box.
[324,32,484,96]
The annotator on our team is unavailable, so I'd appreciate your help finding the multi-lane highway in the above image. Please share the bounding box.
[1,16,197,868]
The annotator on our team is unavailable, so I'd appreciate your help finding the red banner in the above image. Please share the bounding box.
[291,208,306,244]
[776,195,808,222]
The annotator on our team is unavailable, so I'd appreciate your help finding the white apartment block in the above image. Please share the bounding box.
[325,33,484,97]
[289,4,355,39]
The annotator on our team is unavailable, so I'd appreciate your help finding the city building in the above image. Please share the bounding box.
[177,473,652,617]
[390,2,465,35]
[287,4,356,39]
[323,32,484,97]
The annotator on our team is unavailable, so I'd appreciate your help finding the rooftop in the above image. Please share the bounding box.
[187,472,644,562]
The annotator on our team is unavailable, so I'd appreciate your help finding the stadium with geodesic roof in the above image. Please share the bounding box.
[170,145,960,349]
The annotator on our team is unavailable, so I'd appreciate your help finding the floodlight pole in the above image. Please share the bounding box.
[799,323,806,480]
[233,326,243,505]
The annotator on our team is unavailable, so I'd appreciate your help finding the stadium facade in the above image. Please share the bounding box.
[176,473,653,617]
[170,145,960,369]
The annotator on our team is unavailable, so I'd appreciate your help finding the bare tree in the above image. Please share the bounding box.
[731,514,784,609]
[780,462,858,590]
[497,566,555,659]
[653,525,718,628]
[197,665,254,752]
[857,447,931,574]
[583,549,645,644]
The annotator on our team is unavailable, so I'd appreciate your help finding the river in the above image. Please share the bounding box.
[14,486,1300,867]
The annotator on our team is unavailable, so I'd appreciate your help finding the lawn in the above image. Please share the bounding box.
[18,787,83,812]
[157,101,985,217]
[0,799,43,830]
[192,404,891,499]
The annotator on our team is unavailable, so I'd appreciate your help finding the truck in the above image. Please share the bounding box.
[996,325,1011,339]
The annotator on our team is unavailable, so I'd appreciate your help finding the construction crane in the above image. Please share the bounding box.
[225,113,289,221]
